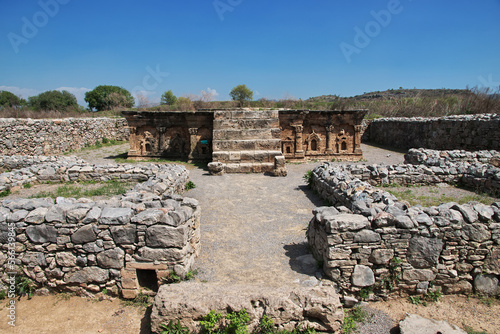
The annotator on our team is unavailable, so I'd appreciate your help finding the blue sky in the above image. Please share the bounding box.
[1,0,499,106]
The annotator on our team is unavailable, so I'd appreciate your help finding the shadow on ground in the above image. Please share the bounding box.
[284,242,318,276]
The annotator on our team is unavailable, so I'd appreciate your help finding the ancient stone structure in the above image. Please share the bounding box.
[307,152,500,301]
[151,283,344,333]
[0,157,200,299]
[362,113,500,151]
[122,109,367,175]
[0,118,129,155]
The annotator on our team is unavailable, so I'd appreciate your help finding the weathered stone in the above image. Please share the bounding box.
[99,207,133,225]
[327,248,352,260]
[24,207,48,224]
[66,207,90,224]
[7,209,29,223]
[351,265,375,287]
[407,237,443,269]
[444,281,473,294]
[371,212,396,228]
[324,214,370,232]
[96,248,124,269]
[474,274,499,296]
[369,249,394,265]
[452,204,478,223]
[26,225,57,243]
[484,249,500,275]
[22,252,47,267]
[131,209,168,226]
[463,223,491,242]
[82,206,101,224]
[402,269,436,281]
[145,225,188,249]
[66,267,109,284]
[395,215,415,229]
[353,230,381,243]
[399,314,466,334]
[82,242,104,253]
[71,224,97,244]
[137,246,190,262]
[473,203,494,221]
[55,252,77,267]
[150,283,344,333]
[110,225,137,245]
[45,205,65,223]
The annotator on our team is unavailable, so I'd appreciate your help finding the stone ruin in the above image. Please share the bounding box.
[122,109,367,176]
[0,156,200,299]
[308,148,500,302]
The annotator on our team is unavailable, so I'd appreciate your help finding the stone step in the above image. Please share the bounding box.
[213,150,283,163]
[213,118,279,130]
[224,162,275,173]
[213,139,281,151]
[214,110,279,120]
[213,129,280,141]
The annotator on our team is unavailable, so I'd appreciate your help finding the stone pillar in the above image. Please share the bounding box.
[128,127,138,156]
[188,128,198,160]
[293,125,304,158]
[326,125,335,154]
[354,125,362,154]
[158,127,166,154]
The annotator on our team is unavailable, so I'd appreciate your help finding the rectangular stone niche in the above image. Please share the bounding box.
[136,269,159,292]
[120,263,171,299]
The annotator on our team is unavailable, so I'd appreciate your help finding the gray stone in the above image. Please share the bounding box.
[324,214,370,232]
[353,230,381,243]
[474,274,499,296]
[45,205,65,223]
[131,208,169,226]
[151,283,344,333]
[371,212,396,228]
[137,246,190,262]
[395,215,415,229]
[369,249,394,265]
[452,204,479,223]
[71,224,97,244]
[415,213,433,226]
[24,207,48,224]
[83,242,104,253]
[110,224,137,245]
[96,248,124,269]
[399,314,466,334]
[55,252,77,267]
[402,269,436,281]
[7,209,29,223]
[22,252,47,267]
[463,223,491,242]
[26,225,57,243]
[351,265,375,287]
[99,207,133,225]
[484,249,500,275]
[407,237,443,269]
[473,203,494,221]
[82,206,101,224]
[66,207,90,224]
[66,266,109,284]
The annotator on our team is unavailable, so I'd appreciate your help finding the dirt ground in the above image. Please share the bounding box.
[1,143,498,333]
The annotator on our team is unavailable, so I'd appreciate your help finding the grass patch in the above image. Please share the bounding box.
[122,290,153,309]
[31,180,134,199]
[464,325,488,334]
[343,306,368,334]
[0,189,11,197]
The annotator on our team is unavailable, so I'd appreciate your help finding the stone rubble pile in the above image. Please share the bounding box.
[308,152,500,301]
[0,117,129,155]
[0,155,87,172]
[0,157,199,298]
[404,148,500,166]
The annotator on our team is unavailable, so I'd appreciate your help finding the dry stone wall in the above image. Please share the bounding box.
[0,117,129,155]
[308,154,500,301]
[362,114,500,150]
[0,158,200,299]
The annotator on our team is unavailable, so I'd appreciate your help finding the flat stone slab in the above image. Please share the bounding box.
[399,314,467,334]
[151,283,343,333]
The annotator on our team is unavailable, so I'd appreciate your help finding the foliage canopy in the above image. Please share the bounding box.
[161,90,178,105]
[0,90,26,108]
[85,85,134,111]
[230,84,253,106]
[28,90,78,111]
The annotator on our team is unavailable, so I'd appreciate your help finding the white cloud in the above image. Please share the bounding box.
[54,86,91,106]
[0,86,39,99]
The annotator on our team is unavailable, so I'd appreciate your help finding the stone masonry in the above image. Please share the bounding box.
[0,157,200,299]
[0,117,129,155]
[308,150,500,301]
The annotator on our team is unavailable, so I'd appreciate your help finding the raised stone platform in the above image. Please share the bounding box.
[209,110,287,176]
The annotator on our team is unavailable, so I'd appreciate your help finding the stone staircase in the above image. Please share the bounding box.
[208,110,287,176]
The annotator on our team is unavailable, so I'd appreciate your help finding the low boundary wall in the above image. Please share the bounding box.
[0,117,129,155]
[308,150,500,301]
[0,157,199,299]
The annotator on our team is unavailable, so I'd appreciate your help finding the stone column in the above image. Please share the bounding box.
[293,125,304,158]
[354,125,362,154]
[326,125,335,154]
[188,128,198,160]
[158,127,166,154]
[128,127,138,156]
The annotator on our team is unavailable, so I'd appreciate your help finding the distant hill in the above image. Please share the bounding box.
[308,89,473,103]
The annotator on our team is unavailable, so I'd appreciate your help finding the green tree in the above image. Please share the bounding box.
[84,85,134,111]
[28,90,78,111]
[160,90,178,105]
[0,90,26,108]
[230,84,253,107]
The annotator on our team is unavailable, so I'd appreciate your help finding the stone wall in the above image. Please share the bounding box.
[362,114,500,150]
[0,117,129,155]
[307,156,500,301]
[0,157,200,299]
